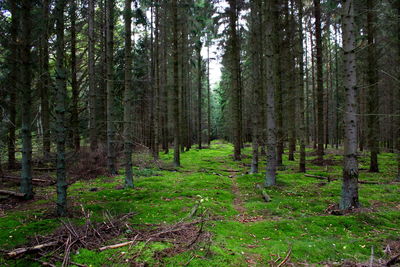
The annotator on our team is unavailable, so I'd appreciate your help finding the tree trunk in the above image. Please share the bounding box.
[8,1,18,169]
[197,43,202,149]
[123,0,134,188]
[55,0,68,216]
[172,0,180,167]
[314,0,324,161]
[397,0,400,181]
[106,0,117,174]
[207,45,211,147]
[340,0,360,210]
[228,0,242,161]
[265,0,278,186]
[88,0,97,150]
[297,0,306,173]
[70,0,80,152]
[20,0,34,200]
[367,0,379,172]
[287,0,296,162]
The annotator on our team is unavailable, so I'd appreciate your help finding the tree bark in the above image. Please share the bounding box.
[55,0,68,216]
[123,0,134,188]
[106,0,117,174]
[314,0,324,161]
[172,0,180,167]
[20,0,34,200]
[8,1,18,169]
[88,0,97,150]
[197,43,202,149]
[228,0,242,161]
[265,0,277,186]
[340,0,360,210]
[297,0,306,172]
[70,0,80,152]
[367,0,379,172]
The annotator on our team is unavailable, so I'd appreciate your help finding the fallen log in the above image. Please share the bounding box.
[358,180,381,185]
[1,176,51,183]
[33,167,56,171]
[305,174,336,182]
[6,241,59,258]
[0,190,26,198]
[256,184,271,202]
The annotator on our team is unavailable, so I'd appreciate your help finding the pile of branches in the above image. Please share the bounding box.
[3,207,211,266]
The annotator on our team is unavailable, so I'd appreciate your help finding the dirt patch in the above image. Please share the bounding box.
[231,175,246,215]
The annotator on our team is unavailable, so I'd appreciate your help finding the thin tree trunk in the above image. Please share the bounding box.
[88,0,97,150]
[55,0,68,216]
[197,43,202,149]
[314,0,324,161]
[297,0,306,172]
[397,0,400,181]
[106,0,117,174]
[8,1,19,169]
[207,45,211,147]
[265,0,278,186]
[20,0,34,200]
[340,0,359,210]
[288,0,296,161]
[367,0,379,172]
[70,0,80,152]
[172,0,180,167]
[123,0,134,188]
[153,1,160,160]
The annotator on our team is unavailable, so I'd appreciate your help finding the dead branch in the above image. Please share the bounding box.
[0,190,26,198]
[6,241,59,258]
[98,234,139,251]
[277,247,292,267]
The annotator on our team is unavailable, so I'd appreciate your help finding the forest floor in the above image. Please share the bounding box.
[1,141,400,266]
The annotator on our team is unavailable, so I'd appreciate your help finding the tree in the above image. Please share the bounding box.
[70,0,80,152]
[227,0,242,161]
[55,0,68,216]
[172,0,181,167]
[296,0,306,172]
[106,0,117,174]
[197,41,202,149]
[20,0,34,200]
[123,0,134,188]
[314,0,324,161]
[366,0,379,172]
[265,0,277,186]
[340,0,359,210]
[8,0,18,169]
[88,0,97,150]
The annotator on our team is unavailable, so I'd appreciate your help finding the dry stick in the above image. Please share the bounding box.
[277,247,292,267]
[39,253,88,267]
[6,241,59,258]
[98,234,139,251]
[1,176,50,183]
[0,190,26,198]
[32,258,56,267]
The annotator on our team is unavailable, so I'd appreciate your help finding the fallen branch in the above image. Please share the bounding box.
[33,167,56,171]
[0,190,26,198]
[358,180,381,185]
[305,174,336,182]
[1,175,54,184]
[6,241,59,258]
[99,234,139,251]
[277,247,292,267]
[256,184,271,202]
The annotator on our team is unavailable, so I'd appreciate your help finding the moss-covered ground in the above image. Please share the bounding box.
[1,141,399,266]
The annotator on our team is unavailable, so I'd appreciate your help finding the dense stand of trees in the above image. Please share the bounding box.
[0,0,399,216]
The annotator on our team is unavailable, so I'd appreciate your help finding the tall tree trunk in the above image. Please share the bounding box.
[228,0,242,161]
[153,1,160,160]
[20,0,34,200]
[55,0,68,216]
[38,0,51,158]
[106,0,117,174]
[287,0,296,161]
[172,0,180,167]
[207,45,211,147]
[70,0,80,152]
[340,0,359,210]
[397,0,400,181]
[314,0,324,161]
[8,1,18,169]
[265,0,278,186]
[297,0,306,172]
[197,43,202,149]
[124,0,134,188]
[367,0,379,172]
[250,0,262,174]
[88,0,97,150]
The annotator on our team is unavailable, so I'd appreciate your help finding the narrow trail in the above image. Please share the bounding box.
[231,174,246,215]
